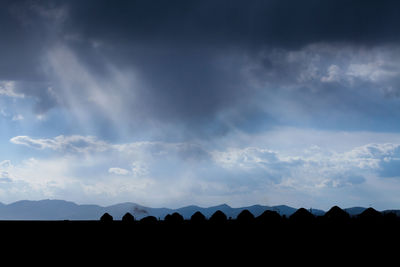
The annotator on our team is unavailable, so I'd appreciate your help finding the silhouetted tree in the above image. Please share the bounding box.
[209,210,227,224]
[100,213,113,222]
[190,211,206,224]
[122,212,135,222]
[236,209,255,224]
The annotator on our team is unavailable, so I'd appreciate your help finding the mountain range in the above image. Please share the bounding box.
[0,200,397,220]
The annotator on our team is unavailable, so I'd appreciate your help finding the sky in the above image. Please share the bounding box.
[2,0,400,210]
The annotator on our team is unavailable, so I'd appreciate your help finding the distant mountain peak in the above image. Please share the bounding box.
[0,199,395,220]
[214,203,231,209]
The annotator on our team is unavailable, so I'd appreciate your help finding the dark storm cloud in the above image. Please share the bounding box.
[3,0,400,75]
[2,0,400,133]
[0,0,64,113]
[64,0,400,47]
[0,1,44,81]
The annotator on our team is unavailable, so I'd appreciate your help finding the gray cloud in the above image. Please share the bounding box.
[10,135,109,153]
[9,134,376,190]
[64,0,400,48]
[8,133,400,207]
[2,0,400,137]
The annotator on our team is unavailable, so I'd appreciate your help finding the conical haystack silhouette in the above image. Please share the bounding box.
[209,210,227,224]
[256,210,282,224]
[100,212,113,222]
[324,206,350,222]
[237,209,255,223]
[122,212,135,222]
[289,208,315,223]
[191,211,206,223]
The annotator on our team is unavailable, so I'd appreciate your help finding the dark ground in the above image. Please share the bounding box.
[1,216,398,264]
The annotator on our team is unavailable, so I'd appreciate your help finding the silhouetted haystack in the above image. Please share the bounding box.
[236,209,255,223]
[324,206,350,223]
[289,208,315,224]
[164,212,184,224]
[140,216,158,225]
[209,210,227,224]
[122,212,135,222]
[190,211,206,223]
[360,207,381,217]
[256,210,282,225]
[358,208,382,223]
[100,213,113,222]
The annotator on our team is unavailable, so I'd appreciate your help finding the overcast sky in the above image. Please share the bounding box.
[2,0,400,209]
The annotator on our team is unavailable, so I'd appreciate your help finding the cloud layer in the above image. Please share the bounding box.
[3,134,400,209]
[1,0,400,139]
[2,1,400,208]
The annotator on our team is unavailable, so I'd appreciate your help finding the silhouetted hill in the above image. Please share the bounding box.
[0,199,396,220]
[0,200,85,220]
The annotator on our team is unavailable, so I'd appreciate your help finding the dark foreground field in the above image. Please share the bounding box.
[1,207,399,263]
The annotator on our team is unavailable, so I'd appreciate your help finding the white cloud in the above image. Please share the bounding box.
[131,162,148,177]
[246,44,400,102]
[12,114,24,121]
[211,147,280,169]
[346,60,399,82]
[211,142,400,191]
[0,109,24,121]
[108,167,130,175]
[0,108,7,117]
[0,81,25,98]
[0,160,12,181]
[10,135,210,164]
[6,133,400,209]
[10,134,400,188]
[0,160,12,169]
[321,64,341,82]
[10,135,109,153]
[35,114,47,121]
